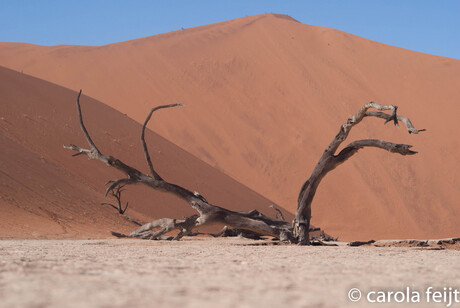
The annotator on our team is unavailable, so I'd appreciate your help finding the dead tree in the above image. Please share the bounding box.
[65,92,424,244]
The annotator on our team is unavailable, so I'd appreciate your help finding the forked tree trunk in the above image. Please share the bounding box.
[65,92,424,244]
[294,103,424,244]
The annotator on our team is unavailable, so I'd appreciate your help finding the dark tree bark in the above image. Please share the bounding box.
[65,93,424,244]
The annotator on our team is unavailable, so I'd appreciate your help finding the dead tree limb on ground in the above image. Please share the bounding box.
[65,91,293,242]
[65,92,424,244]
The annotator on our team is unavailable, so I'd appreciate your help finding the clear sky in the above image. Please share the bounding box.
[0,0,459,59]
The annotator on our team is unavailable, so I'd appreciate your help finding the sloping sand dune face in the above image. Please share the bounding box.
[0,14,459,240]
[0,67,286,239]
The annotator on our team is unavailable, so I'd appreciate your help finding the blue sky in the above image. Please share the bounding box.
[0,0,459,59]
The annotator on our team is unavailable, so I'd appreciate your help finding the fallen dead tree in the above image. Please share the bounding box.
[65,91,424,244]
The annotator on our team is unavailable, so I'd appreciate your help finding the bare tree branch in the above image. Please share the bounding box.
[141,104,184,180]
[334,139,417,166]
[365,111,426,134]
[325,102,396,155]
[63,90,105,161]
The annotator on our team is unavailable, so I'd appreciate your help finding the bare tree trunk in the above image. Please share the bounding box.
[294,103,425,244]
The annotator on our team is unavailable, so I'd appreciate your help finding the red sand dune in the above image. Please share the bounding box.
[0,66,287,239]
[1,13,459,240]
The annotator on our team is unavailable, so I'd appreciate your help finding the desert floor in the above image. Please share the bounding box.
[1,238,459,308]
